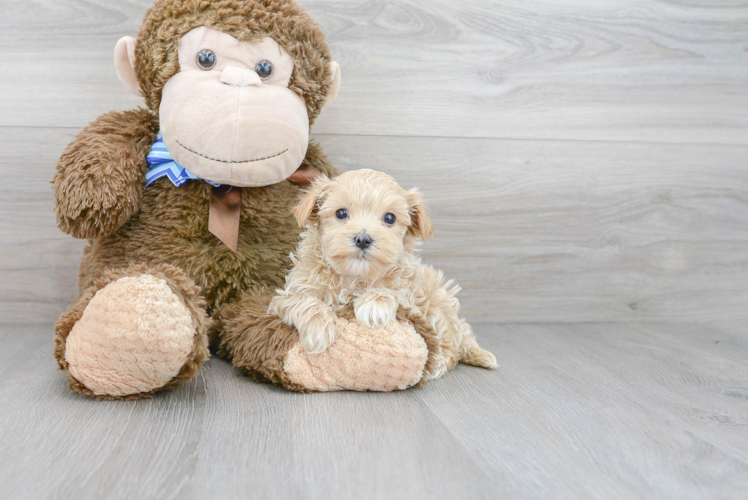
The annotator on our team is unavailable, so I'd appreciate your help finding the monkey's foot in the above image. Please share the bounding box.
[56,265,209,399]
[283,315,428,391]
[214,292,429,392]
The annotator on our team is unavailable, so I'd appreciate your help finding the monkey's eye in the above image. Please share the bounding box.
[383,213,396,225]
[335,209,348,220]
[254,59,273,80]
[196,49,217,70]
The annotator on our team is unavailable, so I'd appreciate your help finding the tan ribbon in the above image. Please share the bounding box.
[287,164,322,185]
[208,164,322,253]
[209,185,242,252]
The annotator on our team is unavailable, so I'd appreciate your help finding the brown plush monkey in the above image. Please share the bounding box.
[53,0,438,399]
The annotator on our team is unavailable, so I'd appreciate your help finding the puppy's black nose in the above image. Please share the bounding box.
[354,233,373,250]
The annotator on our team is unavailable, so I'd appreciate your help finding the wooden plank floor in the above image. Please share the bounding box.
[0,322,746,499]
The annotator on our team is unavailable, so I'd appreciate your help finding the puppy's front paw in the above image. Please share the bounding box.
[354,291,398,328]
[298,308,337,354]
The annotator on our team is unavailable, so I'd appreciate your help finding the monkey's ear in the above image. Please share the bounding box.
[406,189,434,240]
[292,176,330,228]
[325,61,342,104]
[114,36,143,96]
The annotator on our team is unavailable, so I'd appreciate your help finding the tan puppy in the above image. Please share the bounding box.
[268,169,496,380]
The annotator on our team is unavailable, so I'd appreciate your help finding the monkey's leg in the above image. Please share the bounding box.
[212,290,430,392]
[54,264,210,399]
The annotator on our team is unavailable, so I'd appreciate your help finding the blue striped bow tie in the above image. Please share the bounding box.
[145,132,220,187]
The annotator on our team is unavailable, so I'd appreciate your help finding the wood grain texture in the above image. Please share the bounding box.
[3,2,747,498]
[1,1,746,322]
[0,322,746,499]
[1,0,746,144]
[2,126,746,323]
[1,2,746,497]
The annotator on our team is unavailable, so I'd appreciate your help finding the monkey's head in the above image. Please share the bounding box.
[114,0,341,187]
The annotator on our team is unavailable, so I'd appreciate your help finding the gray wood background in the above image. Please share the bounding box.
[1,2,748,499]
[1,0,747,324]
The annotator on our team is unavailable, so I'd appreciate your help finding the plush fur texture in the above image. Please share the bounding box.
[53,0,341,398]
[213,291,436,391]
[269,170,497,378]
[54,264,210,400]
[54,106,337,397]
[158,26,314,187]
[54,0,473,397]
[56,108,336,307]
[65,274,199,396]
[135,0,334,123]
[282,312,428,392]
[54,108,158,239]
[212,289,308,390]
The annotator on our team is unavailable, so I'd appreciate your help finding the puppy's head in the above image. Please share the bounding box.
[293,169,433,281]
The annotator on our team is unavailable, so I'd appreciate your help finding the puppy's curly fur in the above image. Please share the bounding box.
[269,169,496,379]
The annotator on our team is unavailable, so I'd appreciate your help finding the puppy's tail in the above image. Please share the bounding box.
[459,319,497,369]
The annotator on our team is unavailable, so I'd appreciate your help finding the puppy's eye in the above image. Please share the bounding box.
[335,209,348,220]
[196,49,217,70]
[383,213,396,225]
[254,59,273,80]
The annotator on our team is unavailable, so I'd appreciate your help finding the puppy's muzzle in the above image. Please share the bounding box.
[354,232,373,250]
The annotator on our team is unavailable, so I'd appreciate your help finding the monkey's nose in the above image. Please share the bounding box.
[354,233,373,250]
[220,66,262,87]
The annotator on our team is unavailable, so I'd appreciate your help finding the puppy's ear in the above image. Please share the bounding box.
[406,189,434,240]
[292,176,329,228]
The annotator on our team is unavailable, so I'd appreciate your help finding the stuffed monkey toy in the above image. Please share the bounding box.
[53,0,459,399]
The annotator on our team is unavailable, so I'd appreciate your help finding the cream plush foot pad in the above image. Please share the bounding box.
[283,316,428,391]
[65,274,196,397]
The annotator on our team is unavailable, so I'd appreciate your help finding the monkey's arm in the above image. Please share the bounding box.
[54,108,159,239]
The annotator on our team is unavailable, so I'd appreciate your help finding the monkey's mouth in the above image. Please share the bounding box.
[176,140,288,164]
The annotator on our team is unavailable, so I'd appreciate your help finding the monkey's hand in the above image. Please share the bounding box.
[354,289,399,328]
[54,108,158,239]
